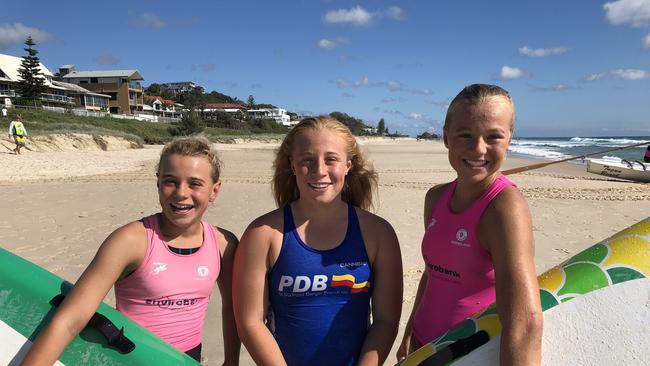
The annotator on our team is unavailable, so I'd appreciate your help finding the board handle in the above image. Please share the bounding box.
[50,294,136,354]
[419,330,490,366]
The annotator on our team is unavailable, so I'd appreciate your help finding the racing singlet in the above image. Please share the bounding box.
[115,213,221,352]
[412,175,516,344]
[268,204,373,366]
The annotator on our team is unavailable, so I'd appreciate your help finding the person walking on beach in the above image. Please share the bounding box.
[2,106,7,119]
[21,137,241,365]
[397,84,543,365]
[8,113,27,154]
[644,143,650,163]
[233,117,403,366]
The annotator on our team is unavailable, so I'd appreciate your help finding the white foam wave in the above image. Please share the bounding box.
[508,145,567,159]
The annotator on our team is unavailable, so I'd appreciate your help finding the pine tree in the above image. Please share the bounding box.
[247,94,256,108]
[377,118,386,135]
[16,36,46,102]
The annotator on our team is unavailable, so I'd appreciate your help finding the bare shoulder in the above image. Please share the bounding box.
[424,182,451,224]
[480,185,532,252]
[355,208,399,261]
[215,226,239,254]
[485,185,530,221]
[355,207,395,236]
[102,220,147,253]
[93,220,147,277]
[244,208,284,234]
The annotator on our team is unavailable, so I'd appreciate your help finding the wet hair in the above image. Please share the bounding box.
[156,136,222,182]
[272,116,378,210]
[444,84,515,132]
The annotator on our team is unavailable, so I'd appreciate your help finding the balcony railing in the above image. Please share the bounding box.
[40,93,75,104]
[128,81,143,90]
[0,90,16,97]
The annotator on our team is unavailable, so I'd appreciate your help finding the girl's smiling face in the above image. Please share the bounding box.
[444,97,513,185]
[157,154,220,230]
[291,128,352,205]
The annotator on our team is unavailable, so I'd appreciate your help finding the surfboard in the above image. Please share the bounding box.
[0,248,200,365]
[398,216,650,366]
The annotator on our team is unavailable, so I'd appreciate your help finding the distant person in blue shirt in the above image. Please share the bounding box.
[233,116,403,366]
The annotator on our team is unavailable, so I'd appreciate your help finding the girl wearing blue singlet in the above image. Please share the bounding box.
[233,117,403,366]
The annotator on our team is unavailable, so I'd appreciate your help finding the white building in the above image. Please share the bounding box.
[248,107,291,126]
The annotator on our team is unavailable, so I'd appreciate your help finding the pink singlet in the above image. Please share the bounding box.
[412,175,516,344]
[114,214,221,352]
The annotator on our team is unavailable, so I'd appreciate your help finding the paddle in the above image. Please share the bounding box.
[502,141,650,175]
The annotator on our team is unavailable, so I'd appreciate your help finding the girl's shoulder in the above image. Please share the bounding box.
[245,207,284,232]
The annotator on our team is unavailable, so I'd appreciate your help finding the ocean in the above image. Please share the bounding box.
[508,136,650,164]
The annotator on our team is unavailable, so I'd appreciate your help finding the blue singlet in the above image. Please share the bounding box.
[268,204,373,366]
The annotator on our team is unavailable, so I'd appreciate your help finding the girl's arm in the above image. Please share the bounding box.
[21,222,146,366]
[357,213,403,366]
[216,228,241,366]
[480,187,543,366]
[232,218,287,366]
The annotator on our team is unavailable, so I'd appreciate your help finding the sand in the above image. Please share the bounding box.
[1,136,648,365]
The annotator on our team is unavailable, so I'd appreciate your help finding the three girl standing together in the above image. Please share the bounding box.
[23,83,541,366]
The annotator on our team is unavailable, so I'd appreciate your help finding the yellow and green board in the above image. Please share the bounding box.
[398,216,650,366]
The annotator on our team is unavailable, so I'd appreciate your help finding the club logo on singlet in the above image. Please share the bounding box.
[451,228,470,247]
[197,265,209,277]
[277,272,370,296]
[151,262,168,275]
[427,218,437,230]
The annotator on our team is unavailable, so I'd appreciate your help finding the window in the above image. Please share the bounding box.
[90,78,98,83]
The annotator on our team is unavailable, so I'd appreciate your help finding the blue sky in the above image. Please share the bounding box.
[1,0,649,137]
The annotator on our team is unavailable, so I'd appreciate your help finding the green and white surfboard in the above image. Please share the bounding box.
[0,248,200,365]
[399,216,650,366]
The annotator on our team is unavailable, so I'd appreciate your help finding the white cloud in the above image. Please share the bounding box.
[611,68,650,79]
[644,32,650,47]
[604,0,650,27]
[586,68,650,80]
[323,5,406,26]
[386,80,402,91]
[324,6,374,26]
[500,66,524,80]
[133,13,167,29]
[385,6,406,21]
[412,88,433,96]
[0,23,53,49]
[335,79,350,87]
[318,39,337,49]
[519,46,569,57]
[354,77,369,86]
[318,37,350,49]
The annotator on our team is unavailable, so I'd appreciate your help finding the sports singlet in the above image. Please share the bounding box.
[412,175,516,344]
[114,213,221,352]
[267,204,373,366]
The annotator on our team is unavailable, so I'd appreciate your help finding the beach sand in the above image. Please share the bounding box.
[1,137,648,365]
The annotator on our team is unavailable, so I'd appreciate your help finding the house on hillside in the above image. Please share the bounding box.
[0,53,84,110]
[60,66,145,115]
[51,80,110,113]
[160,81,201,95]
[202,102,248,114]
[144,95,183,119]
[248,107,291,126]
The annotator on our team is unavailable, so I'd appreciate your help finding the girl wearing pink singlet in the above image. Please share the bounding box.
[22,137,240,365]
[397,84,543,366]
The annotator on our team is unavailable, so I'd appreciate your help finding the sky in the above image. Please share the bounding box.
[1,0,649,137]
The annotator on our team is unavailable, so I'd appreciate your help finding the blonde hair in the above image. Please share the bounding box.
[272,116,378,210]
[444,84,515,132]
[156,136,222,182]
